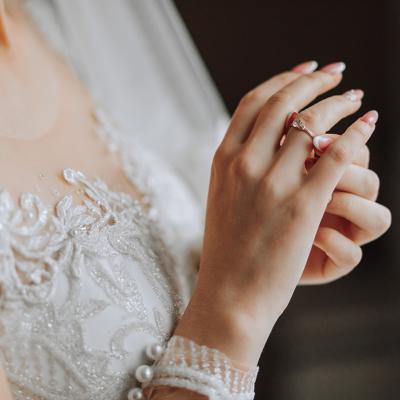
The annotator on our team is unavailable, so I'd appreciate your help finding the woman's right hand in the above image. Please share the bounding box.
[175,61,379,366]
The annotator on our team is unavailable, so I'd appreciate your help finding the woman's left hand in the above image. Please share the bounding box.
[302,138,391,284]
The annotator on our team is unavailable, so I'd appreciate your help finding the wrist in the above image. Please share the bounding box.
[174,280,278,367]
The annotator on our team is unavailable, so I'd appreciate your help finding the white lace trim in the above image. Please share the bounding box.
[146,335,258,400]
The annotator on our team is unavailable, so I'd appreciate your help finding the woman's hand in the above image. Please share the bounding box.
[302,135,391,284]
[175,61,386,367]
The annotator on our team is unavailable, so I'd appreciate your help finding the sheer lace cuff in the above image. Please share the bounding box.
[144,335,258,400]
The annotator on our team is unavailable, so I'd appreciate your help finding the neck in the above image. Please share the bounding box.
[0,6,62,140]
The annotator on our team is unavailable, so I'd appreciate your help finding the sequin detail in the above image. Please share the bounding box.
[0,107,204,400]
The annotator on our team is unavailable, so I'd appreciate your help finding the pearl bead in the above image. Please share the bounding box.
[145,343,164,361]
[135,365,153,383]
[127,387,144,400]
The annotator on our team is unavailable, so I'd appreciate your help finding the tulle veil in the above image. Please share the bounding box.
[24,0,229,207]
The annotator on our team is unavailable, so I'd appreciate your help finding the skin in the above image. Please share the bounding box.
[168,75,391,396]
[0,2,391,399]
[172,64,390,366]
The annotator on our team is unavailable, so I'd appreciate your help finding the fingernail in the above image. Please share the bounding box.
[361,110,379,126]
[313,135,333,151]
[320,61,346,75]
[292,60,318,74]
[343,89,364,102]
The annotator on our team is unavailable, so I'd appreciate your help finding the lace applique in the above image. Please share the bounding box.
[145,335,258,400]
[0,106,204,399]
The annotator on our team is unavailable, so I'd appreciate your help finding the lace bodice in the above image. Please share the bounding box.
[0,108,204,400]
[0,3,259,398]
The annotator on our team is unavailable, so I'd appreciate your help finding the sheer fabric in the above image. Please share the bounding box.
[0,105,203,399]
[0,2,259,399]
[24,0,230,207]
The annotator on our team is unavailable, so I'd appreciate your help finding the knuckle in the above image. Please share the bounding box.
[212,145,229,167]
[336,93,355,105]
[267,89,293,109]
[365,169,380,198]
[273,71,298,87]
[289,191,313,219]
[316,227,335,246]
[240,89,263,107]
[345,245,363,268]
[352,122,371,141]
[376,206,392,233]
[327,142,351,164]
[342,195,354,214]
[258,176,281,200]
[300,108,319,126]
[300,72,317,84]
[364,145,371,165]
[331,192,353,214]
[277,72,295,83]
[312,70,333,83]
[231,153,258,181]
[365,145,371,158]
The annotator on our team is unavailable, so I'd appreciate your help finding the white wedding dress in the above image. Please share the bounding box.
[0,1,258,399]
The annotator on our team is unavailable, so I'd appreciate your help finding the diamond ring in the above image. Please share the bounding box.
[285,111,315,139]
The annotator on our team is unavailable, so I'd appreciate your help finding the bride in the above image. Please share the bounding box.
[0,1,391,399]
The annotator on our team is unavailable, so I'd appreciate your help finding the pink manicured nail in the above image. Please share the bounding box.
[320,61,346,75]
[292,60,318,74]
[361,110,379,125]
[343,89,364,102]
[313,135,333,151]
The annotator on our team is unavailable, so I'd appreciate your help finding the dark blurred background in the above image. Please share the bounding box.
[174,1,400,399]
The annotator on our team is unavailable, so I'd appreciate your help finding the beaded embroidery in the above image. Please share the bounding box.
[1,3,259,398]
[146,336,258,400]
[0,107,204,400]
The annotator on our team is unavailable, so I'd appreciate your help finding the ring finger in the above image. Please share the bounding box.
[270,89,364,186]
[225,62,318,147]
[245,62,346,163]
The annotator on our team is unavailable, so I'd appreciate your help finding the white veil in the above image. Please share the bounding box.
[24,0,230,206]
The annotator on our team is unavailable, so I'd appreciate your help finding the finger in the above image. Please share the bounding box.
[245,62,346,161]
[273,89,363,184]
[306,133,370,169]
[306,110,378,203]
[224,61,318,147]
[312,227,362,283]
[313,133,370,167]
[305,157,372,194]
[335,164,380,201]
[353,144,370,167]
[326,192,391,238]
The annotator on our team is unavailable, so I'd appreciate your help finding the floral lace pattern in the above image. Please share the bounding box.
[1,5,260,398]
[0,108,204,400]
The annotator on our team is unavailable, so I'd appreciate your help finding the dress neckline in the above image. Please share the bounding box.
[0,103,157,225]
[0,103,184,308]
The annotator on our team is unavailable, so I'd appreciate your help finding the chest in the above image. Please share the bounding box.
[0,108,204,399]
